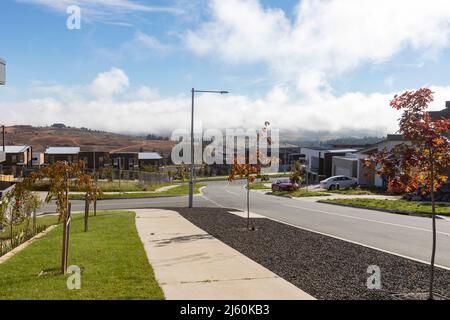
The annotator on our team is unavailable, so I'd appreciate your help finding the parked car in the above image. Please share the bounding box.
[320,176,357,190]
[271,178,299,192]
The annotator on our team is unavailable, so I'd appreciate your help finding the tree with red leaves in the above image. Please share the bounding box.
[229,122,277,230]
[366,88,450,299]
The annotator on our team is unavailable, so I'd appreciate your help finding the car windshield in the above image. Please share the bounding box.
[279,179,291,183]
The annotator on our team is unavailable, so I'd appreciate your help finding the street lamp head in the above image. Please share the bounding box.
[220,91,229,94]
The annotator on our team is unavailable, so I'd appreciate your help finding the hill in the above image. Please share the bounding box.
[1,125,176,155]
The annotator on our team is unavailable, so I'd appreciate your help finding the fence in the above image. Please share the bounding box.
[0,165,170,186]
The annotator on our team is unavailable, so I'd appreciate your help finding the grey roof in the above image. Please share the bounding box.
[3,146,30,153]
[45,147,80,154]
[138,152,162,160]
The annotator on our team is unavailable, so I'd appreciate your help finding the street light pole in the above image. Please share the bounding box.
[189,89,229,208]
[189,88,195,208]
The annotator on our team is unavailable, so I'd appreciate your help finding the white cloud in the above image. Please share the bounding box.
[2,68,449,139]
[90,68,130,97]
[186,0,450,93]
[16,0,182,24]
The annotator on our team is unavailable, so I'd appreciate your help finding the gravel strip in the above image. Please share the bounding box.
[174,207,450,300]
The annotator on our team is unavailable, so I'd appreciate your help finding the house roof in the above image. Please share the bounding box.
[45,147,80,154]
[429,105,450,120]
[3,146,30,153]
[356,135,404,155]
[138,152,162,160]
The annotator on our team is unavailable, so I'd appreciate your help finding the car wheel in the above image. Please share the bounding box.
[329,185,335,190]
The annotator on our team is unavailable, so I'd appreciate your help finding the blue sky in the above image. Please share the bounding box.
[1,0,450,138]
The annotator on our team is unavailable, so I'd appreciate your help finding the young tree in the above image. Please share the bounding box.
[33,161,96,274]
[366,88,450,299]
[290,160,306,186]
[229,122,277,230]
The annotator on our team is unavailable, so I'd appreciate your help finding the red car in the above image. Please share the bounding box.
[271,178,299,192]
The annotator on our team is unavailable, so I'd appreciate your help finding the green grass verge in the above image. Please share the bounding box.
[68,184,206,200]
[248,182,272,190]
[31,181,175,192]
[321,199,450,215]
[327,187,385,195]
[0,211,164,300]
[271,189,331,198]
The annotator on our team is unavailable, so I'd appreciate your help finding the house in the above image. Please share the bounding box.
[45,147,80,164]
[110,152,139,170]
[355,134,404,187]
[332,154,359,178]
[279,143,304,172]
[301,147,357,182]
[138,152,163,168]
[31,152,45,166]
[79,149,111,170]
[429,102,450,177]
[429,101,450,122]
[2,146,32,166]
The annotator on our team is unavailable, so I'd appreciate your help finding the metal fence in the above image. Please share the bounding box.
[0,165,170,186]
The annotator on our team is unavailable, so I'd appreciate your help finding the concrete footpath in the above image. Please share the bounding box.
[135,209,314,300]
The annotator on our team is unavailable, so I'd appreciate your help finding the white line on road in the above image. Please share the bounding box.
[283,204,450,236]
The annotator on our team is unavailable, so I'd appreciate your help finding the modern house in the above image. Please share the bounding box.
[429,101,450,122]
[355,134,404,187]
[279,143,304,172]
[429,102,450,177]
[138,152,163,168]
[2,146,32,166]
[331,154,359,178]
[79,149,111,170]
[31,152,45,166]
[110,152,139,170]
[45,147,80,164]
[301,147,357,182]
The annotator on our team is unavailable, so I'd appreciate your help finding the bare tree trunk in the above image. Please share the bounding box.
[247,178,250,230]
[94,198,97,217]
[9,217,13,247]
[84,194,89,232]
[62,185,69,274]
[429,159,436,300]
[33,210,36,231]
[64,203,71,274]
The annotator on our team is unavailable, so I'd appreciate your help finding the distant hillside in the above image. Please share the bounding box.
[1,125,176,155]
[289,136,384,148]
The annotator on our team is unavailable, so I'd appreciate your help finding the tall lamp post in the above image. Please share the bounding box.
[0,59,6,169]
[189,88,228,208]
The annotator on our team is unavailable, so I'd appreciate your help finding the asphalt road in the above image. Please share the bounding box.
[39,180,450,268]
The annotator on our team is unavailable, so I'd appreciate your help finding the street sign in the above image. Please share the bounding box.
[0,59,5,85]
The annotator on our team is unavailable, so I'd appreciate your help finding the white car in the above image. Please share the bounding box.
[320,176,357,190]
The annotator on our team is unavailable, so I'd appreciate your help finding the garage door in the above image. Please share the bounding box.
[336,166,351,177]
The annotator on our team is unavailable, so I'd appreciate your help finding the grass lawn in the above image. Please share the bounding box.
[271,189,331,198]
[68,183,206,200]
[327,187,385,196]
[32,181,175,192]
[249,182,272,190]
[321,199,450,215]
[0,211,164,300]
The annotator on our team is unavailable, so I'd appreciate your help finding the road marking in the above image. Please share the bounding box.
[283,204,450,236]
[201,194,225,208]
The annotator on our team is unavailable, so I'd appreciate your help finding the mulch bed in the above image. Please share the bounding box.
[174,207,450,300]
